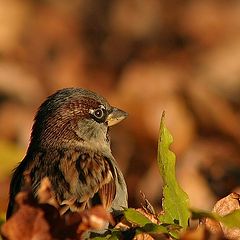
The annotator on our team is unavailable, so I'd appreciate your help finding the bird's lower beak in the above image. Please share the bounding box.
[106,107,128,126]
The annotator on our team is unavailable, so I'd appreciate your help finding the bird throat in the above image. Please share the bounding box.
[75,119,111,156]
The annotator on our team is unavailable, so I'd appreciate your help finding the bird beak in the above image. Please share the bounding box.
[106,107,128,126]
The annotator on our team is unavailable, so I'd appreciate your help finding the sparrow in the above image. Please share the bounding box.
[7,87,128,219]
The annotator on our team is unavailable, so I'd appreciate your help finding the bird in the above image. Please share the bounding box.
[7,87,128,219]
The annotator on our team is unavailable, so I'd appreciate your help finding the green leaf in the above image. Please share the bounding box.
[92,236,110,240]
[92,231,120,240]
[141,223,169,234]
[158,112,190,229]
[135,223,180,239]
[191,209,240,229]
[92,235,119,240]
[124,208,151,227]
[220,210,240,228]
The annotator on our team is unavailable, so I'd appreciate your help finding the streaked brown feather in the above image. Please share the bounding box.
[98,178,116,210]
[57,148,116,212]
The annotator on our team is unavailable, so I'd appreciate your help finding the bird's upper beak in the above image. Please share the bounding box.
[106,107,128,126]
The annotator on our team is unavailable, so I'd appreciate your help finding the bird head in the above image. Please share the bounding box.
[30,88,127,153]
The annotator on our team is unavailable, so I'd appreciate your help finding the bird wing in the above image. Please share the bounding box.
[98,175,116,210]
[58,149,116,212]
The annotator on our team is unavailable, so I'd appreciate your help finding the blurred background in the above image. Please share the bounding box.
[1,0,240,217]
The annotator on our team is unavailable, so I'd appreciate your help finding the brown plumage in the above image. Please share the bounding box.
[7,88,128,218]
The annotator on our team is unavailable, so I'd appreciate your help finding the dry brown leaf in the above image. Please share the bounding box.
[180,226,205,240]
[205,193,240,239]
[204,218,223,236]
[133,232,155,240]
[180,225,225,240]
[213,193,240,239]
[79,205,114,232]
[1,191,56,240]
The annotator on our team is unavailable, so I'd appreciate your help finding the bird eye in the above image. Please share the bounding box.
[94,109,104,119]
[89,106,107,123]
